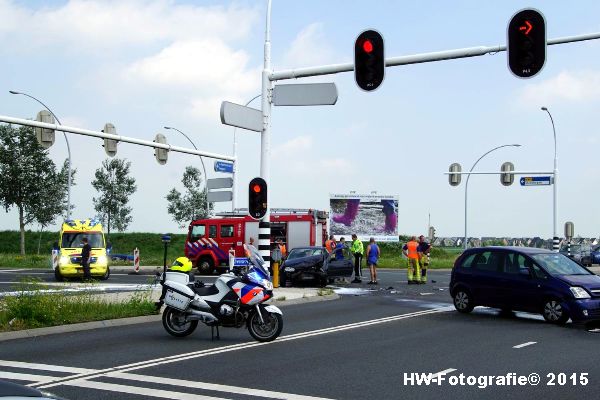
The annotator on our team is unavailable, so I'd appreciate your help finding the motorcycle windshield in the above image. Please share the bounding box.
[244,244,269,279]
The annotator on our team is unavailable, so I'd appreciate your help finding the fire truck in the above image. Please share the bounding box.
[185,209,328,274]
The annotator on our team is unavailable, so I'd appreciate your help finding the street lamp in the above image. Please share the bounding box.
[163,126,209,218]
[10,90,72,219]
[232,94,261,211]
[463,144,521,250]
[541,106,559,252]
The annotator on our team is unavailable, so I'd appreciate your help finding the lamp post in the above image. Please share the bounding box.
[9,90,72,219]
[232,94,261,212]
[464,144,521,250]
[163,126,209,218]
[541,107,559,252]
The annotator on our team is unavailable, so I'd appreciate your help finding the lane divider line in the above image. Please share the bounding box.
[513,341,537,349]
[0,360,95,374]
[34,307,451,390]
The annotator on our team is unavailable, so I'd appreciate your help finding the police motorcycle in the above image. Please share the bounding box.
[156,245,283,342]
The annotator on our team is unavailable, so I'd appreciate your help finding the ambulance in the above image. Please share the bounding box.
[54,219,110,281]
[185,209,328,274]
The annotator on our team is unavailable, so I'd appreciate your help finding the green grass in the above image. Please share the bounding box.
[0,278,157,331]
[0,230,462,269]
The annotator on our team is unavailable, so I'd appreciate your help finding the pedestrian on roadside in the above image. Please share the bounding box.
[350,234,364,283]
[335,237,347,260]
[81,237,92,280]
[402,236,421,284]
[366,237,380,284]
[277,239,287,260]
[325,235,336,254]
[417,235,431,284]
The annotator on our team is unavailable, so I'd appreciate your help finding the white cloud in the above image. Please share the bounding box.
[281,22,336,68]
[0,0,259,52]
[519,70,600,105]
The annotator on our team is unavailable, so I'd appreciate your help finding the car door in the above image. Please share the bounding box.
[503,253,548,313]
[471,250,505,307]
[327,249,353,277]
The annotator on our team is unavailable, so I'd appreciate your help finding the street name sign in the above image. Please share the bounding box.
[220,101,262,132]
[272,83,338,106]
[520,176,552,186]
[214,161,234,173]
[207,191,233,202]
[207,178,233,190]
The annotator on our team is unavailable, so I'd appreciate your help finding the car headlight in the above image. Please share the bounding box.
[97,255,108,265]
[59,256,69,266]
[262,279,273,291]
[570,286,591,299]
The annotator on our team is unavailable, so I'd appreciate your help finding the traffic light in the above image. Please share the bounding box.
[448,163,462,186]
[500,162,515,186]
[154,133,168,165]
[102,123,118,157]
[35,110,55,149]
[354,29,385,91]
[248,177,267,220]
[507,8,546,78]
[428,226,436,241]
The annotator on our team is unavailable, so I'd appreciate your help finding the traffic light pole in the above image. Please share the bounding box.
[0,115,235,162]
[259,0,274,271]
[269,32,600,82]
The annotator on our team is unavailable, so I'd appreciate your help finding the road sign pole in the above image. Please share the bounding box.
[259,0,273,272]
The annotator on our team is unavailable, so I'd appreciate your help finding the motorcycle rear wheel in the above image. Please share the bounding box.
[162,307,198,337]
[247,310,283,342]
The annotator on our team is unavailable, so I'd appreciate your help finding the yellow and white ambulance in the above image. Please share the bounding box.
[55,219,110,281]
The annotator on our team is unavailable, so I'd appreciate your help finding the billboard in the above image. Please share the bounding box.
[329,193,399,242]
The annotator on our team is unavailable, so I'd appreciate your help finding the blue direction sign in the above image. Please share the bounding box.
[214,161,234,173]
[520,176,552,186]
[233,257,249,267]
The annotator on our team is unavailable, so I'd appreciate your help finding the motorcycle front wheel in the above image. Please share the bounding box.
[247,310,283,342]
[162,307,198,337]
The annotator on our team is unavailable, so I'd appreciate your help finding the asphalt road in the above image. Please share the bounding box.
[1,269,599,399]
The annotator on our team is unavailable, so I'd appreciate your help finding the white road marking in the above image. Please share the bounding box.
[66,380,230,400]
[36,307,451,390]
[0,360,95,374]
[419,292,434,296]
[0,371,57,384]
[513,341,537,349]
[111,372,335,400]
[431,368,457,378]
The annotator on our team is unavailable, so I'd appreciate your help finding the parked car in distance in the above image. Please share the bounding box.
[279,246,353,287]
[450,246,600,325]
[559,243,592,267]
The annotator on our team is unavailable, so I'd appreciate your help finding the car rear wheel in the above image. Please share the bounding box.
[453,289,474,313]
[542,299,569,325]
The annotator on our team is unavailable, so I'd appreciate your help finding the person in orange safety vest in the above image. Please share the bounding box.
[402,236,422,284]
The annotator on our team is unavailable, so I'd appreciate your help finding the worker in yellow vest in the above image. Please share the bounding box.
[402,236,422,284]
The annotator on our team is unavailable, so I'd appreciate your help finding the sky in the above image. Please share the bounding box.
[1,0,600,239]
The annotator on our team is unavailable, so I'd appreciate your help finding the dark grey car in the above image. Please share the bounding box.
[279,246,354,287]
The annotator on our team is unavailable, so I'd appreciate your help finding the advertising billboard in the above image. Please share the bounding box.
[329,193,399,242]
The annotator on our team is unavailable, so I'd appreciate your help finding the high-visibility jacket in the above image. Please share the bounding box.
[278,244,287,257]
[325,239,335,253]
[406,240,420,259]
[351,239,364,255]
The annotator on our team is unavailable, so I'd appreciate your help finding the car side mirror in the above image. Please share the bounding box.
[519,268,531,279]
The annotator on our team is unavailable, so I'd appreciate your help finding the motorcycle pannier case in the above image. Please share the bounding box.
[163,281,194,311]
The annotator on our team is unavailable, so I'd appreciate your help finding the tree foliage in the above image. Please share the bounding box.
[166,166,211,228]
[0,125,72,254]
[92,158,137,237]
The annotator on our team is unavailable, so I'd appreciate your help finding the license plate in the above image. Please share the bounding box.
[284,267,295,272]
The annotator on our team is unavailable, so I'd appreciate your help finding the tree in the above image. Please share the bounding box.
[166,166,211,228]
[0,125,70,255]
[34,159,77,254]
[92,158,137,238]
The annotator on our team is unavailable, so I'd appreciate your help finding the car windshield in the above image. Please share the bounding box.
[287,248,322,260]
[61,232,104,248]
[532,253,592,276]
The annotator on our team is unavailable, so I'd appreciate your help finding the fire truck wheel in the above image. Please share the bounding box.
[197,257,214,275]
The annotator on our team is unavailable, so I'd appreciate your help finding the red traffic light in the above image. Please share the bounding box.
[252,184,261,193]
[519,20,533,35]
[362,39,373,53]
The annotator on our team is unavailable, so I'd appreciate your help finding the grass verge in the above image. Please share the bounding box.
[0,279,158,332]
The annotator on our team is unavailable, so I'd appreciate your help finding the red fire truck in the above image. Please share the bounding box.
[185,209,328,274]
